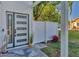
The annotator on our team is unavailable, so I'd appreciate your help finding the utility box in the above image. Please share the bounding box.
[0,1,33,49]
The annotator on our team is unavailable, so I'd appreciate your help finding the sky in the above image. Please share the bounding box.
[71,1,79,20]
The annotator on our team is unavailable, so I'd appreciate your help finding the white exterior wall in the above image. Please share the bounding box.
[74,22,77,27]
[0,3,1,31]
[0,2,3,37]
[0,1,33,49]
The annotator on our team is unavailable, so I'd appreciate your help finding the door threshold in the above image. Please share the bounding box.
[7,45,29,51]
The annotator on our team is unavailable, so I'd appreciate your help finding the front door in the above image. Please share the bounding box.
[6,11,29,48]
[14,13,29,46]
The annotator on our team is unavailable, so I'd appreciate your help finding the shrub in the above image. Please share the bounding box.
[52,35,59,42]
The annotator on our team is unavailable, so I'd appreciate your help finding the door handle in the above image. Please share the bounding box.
[14,29,16,37]
[14,29,16,33]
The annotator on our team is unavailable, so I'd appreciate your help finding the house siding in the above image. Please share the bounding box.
[70,18,79,29]
[0,1,33,50]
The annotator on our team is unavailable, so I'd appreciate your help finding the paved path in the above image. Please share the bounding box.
[34,43,47,49]
[0,46,47,57]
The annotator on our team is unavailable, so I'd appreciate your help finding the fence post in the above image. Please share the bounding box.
[61,1,68,57]
[45,22,47,44]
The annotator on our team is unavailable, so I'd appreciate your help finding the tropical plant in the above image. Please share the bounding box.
[33,1,73,23]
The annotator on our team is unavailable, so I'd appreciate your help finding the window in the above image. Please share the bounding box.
[17,33,27,36]
[17,21,27,24]
[77,23,79,26]
[17,39,27,42]
[17,27,27,30]
[17,15,27,19]
[7,14,13,43]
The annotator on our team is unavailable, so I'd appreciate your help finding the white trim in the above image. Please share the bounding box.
[74,22,77,26]
[6,45,28,51]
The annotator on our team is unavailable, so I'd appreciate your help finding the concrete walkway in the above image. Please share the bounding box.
[34,43,47,49]
[0,46,48,57]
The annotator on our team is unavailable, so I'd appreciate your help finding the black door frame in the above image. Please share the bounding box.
[6,11,29,49]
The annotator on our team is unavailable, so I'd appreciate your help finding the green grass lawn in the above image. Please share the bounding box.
[69,30,79,41]
[41,41,60,57]
[69,42,79,57]
[41,30,79,57]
